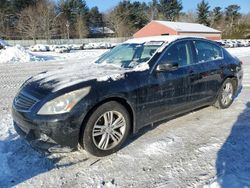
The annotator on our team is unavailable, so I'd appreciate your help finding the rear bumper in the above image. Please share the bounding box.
[12,107,83,152]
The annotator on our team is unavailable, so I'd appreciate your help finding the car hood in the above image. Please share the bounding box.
[20,61,149,99]
[22,62,134,98]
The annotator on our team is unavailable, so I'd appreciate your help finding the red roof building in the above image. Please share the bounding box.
[133,20,222,40]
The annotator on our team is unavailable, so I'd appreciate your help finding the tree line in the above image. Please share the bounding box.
[0,0,249,43]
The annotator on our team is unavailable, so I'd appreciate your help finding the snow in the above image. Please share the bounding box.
[97,73,125,82]
[0,47,250,187]
[154,20,221,33]
[125,35,188,44]
[32,49,107,61]
[226,47,250,57]
[28,59,151,92]
[28,62,129,92]
[132,62,150,71]
[0,45,43,63]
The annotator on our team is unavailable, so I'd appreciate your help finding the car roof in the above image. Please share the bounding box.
[124,35,205,44]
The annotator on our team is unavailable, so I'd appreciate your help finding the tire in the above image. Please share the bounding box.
[214,78,236,109]
[81,101,131,157]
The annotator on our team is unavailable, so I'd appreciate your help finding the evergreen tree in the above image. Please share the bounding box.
[158,0,183,21]
[197,0,210,26]
[58,0,89,38]
[59,0,88,22]
[89,6,103,27]
[225,5,241,28]
[108,1,149,37]
[210,6,222,27]
[129,2,149,29]
[212,7,222,22]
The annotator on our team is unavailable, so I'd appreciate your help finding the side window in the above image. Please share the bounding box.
[159,41,193,67]
[194,41,223,63]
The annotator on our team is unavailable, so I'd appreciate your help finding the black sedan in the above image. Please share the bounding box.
[12,36,243,156]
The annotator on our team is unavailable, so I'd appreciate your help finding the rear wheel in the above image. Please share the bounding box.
[81,101,131,157]
[214,78,236,109]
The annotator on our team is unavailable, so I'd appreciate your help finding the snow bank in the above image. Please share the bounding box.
[0,45,43,63]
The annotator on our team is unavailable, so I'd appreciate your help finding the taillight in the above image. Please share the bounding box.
[240,61,243,65]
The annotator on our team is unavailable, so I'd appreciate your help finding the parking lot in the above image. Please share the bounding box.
[0,50,250,187]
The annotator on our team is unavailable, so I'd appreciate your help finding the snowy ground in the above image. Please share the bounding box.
[0,48,250,188]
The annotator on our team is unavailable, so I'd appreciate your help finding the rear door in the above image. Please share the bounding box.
[188,40,224,105]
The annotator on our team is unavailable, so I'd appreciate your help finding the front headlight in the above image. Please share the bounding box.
[37,87,91,115]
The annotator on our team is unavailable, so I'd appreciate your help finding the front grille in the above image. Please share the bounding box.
[14,91,38,112]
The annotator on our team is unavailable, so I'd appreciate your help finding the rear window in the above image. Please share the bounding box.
[194,41,223,63]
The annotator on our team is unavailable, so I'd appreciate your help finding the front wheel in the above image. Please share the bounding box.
[214,78,236,109]
[81,101,131,157]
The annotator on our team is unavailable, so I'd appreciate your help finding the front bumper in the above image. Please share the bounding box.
[12,107,83,152]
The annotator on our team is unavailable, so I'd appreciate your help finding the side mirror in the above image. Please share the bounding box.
[156,62,178,72]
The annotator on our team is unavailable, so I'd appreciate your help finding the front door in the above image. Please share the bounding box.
[136,40,195,127]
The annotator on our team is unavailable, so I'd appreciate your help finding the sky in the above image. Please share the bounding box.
[85,0,250,13]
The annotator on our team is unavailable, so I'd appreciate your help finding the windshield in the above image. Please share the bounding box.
[95,41,163,68]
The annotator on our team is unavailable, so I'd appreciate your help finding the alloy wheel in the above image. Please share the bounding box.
[92,111,126,150]
[221,82,234,106]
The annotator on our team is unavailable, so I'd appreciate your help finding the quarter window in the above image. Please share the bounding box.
[194,41,223,63]
[159,41,193,67]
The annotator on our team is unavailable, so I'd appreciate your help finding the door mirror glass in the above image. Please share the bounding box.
[156,62,178,72]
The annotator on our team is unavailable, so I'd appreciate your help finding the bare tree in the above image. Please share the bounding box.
[76,13,89,38]
[108,10,132,37]
[17,0,58,43]
[37,0,57,42]
[56,15,68,39]
[17,6,40,43]
[0,13,5,37]
[178,11,197,23]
